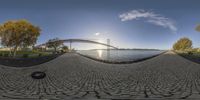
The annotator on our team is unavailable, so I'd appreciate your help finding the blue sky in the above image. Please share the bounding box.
[0,0,200,50]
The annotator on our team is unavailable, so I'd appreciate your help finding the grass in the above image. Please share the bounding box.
[0,50,64,67]
[0,50,52,58]
[176,50,200,64]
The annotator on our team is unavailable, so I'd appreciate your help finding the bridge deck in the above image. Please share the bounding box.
[36,39,118,49]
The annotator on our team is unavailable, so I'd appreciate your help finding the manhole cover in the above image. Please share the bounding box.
[31,71,46,79]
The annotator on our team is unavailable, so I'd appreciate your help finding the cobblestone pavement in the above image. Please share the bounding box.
[0,51,200,100]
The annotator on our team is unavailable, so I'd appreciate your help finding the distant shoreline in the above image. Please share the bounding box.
[78,48,165,51]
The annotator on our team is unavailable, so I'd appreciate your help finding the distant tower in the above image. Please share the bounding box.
[107,39,110,51]
[107,39,110,59]
[69,40,72,51]
[69,40,73,52]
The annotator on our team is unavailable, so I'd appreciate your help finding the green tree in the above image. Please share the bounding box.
[196,25,200,52]
[46,38,63,53]
[196,24,200,32]
[0,19,41,57]
[62,46,68,52]
[173,37,192,50]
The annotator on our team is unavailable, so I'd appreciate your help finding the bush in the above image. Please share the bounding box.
[4,53,9,57]
[52,51,59,54]
[188,51,193,55]
[38,53,42,57]
[62,46,68,52]
[21,47,31,51]
[23,54,29,58]
[0,53,3,56]
[198,49,200,53]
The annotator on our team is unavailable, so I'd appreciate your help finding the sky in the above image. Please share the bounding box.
[0,0,200,50]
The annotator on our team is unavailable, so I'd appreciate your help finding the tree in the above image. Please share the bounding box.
[62,46,68,52]
[173,37,192,50]
[46,38,63,53]
[0,19,41,56]
[196,24,200,32]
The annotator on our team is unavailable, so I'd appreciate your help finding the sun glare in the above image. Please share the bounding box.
[96,39,104,49]
[95,32,100,36]
[97,49,103,58]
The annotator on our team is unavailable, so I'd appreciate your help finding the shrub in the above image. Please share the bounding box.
[38,53,42,57]
[4,53,9,57]
[188,51,193,55]
[61,50,67,53]
[23,54,29,58]
[62,46,68,52]
[0,53,2,56]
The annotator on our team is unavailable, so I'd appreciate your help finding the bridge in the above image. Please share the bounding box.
[36,39,118,50]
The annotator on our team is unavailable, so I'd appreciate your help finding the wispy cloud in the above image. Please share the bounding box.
[119,9,177,33]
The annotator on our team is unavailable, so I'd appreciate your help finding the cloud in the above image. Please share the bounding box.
[119,9,177,33]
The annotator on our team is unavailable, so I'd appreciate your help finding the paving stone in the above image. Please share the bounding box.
[0,51,199,99]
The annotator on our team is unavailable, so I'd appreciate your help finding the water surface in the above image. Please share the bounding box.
[77,49,165,63]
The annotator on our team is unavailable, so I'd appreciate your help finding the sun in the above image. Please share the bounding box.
[95,32,100,36]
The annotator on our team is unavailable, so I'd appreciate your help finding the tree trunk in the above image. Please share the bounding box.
[9,48,12,56]
[13,46,18,57]
[54,47,57,54]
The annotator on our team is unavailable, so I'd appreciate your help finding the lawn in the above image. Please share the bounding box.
[0,50,52,58]
[176,50,200,64]
[0,50,64,67]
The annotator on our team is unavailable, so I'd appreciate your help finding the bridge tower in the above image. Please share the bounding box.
[107,39,110,51]
[69,40,72,51]
[107,39,110,58]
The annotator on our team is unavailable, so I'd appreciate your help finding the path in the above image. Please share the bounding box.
[0,51,199,100]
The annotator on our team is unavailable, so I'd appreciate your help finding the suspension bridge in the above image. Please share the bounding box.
[36,38,118,50]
